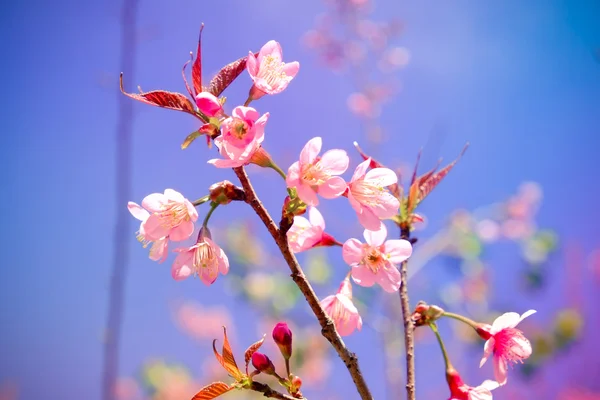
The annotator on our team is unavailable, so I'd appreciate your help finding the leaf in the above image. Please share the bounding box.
[208,56,248,97]
[120,73,197,116]
[416,143,469,205]
[213,327,243,381]
[192,24,204,96]
[181,123,217,150]
[244,334,266,374]
[182,55,194,99]
[191,382,232,400]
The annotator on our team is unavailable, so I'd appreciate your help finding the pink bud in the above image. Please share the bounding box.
[195,92,222,117]
[272,322,293,360]
[251,352,276,375]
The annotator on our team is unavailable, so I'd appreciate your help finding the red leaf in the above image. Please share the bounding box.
[182,55,194,99]
[191,382,232,400]
[213,327,243,381]
[192,24,204,96]
[208,56,248,97]
[244,334,266,374]
[416,143,469,205]
[120,73,197,116]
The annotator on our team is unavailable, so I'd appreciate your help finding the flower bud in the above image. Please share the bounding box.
[251,352,276,375]
[272,322,293,360]
[289,375,302,397]
[209,180,245,205]
[195,92,222,117]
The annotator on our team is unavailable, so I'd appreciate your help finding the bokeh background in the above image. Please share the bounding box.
[2,0,600,399]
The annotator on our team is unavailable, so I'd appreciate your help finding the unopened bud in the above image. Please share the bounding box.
[272,322,293,360]
[251,352,276,375]
[283,196,307,217]
[195,92,223,117]
[412,302,445,327]
[249,147,273,168]
[289,375,302,397]
[209,180,245,205]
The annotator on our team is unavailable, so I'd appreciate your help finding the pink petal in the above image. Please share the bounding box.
[296,183,319,206]
[493,357,508,386]
[208,158,241,168]
[320,149,349,175]
[363,224,387,247]
[479,338,495,367]
[169,220,195,241]
[468,386,494,400]
[351,158,370,182]
[510,336,532,358]
[218,249,229,275]
[364,167,398,187]
[384,239,413,263]
[300,137,322,165]
[347,189,362,213]
[195,92,222,117]
[232,106,259,123]
[370,193,400,218]
[479,380,500,392]
[171,252,193,281]
[286,162,301,187]
[320,295,336,311]
[319,176,347,199]
[128,201,149,221]
[142,214,169,241]
[351,265,376,288]
[517,310,537,326]
[246,51,259,77]
[258,40,282,63]
[282,61,300,78]
[149,238,169,263]
[356,206,382,231]
[491,312,521,333]
[184,199,198,222]
[377,265,401,292]
[308,207,325,230]
[142,193,167,212]
[342,238,364,265]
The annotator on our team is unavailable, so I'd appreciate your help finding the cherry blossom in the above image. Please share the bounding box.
[447,368,499,400]
[128,201,170,262]
[287,207,337,253]
[247,40,300,99]
[136,189,198,242]
[171,228,229,285]
[320,277,363,336]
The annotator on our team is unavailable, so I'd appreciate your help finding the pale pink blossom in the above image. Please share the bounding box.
[247,40,300,99]
[348,158,400,230]
[195,92,222,117]
[171,228,229,285]
[447,369,499,400]
[287,207,338,253]
[133,189,198,242]
[479,310,536,386]
[128,201,168,262]
[320,277,362,336]
[208,106,269,168]
[286,137,349,206]
[342,224,412,292]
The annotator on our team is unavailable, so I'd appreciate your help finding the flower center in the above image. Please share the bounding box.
[157,202,190,228]
[301,158,329,186]
[361,245,386,273]
[193,241,217,272]
[351,179,387,206]
[232,118,249,139]
[258,55,289,88]
[494,328,529,364]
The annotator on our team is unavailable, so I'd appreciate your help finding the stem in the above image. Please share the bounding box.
[429,323,450,370]
[192,195,210,206]
[442,312,479,330]
[244,96,253,107]
[284,358,291,378]
[250,381,300,400]
[233,166,373,400]
[203,202,219,227]
[269,161,287,180]
[399,225,415,400]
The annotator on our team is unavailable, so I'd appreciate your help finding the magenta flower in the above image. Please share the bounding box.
[171,228,229,285]
[247,40,300,99]
[208,106,269,168]
[135,189,198,242]
[128,201,169,262]
[286,137,349,206]
[320,277,363,336]
[347,158,400,230]
[447,368,499,400]
[287,207,332,253]
[479,310,536,386]
[342,224,412,292]
[272,322,293,360]
[195,92,222,117]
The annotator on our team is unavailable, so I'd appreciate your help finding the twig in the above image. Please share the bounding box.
[250,382,301,400]
[102,1,138,399]
[399,226,415,400]
[233,166,374,400]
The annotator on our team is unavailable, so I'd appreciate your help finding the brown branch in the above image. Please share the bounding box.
[233,166,374,400]
[250,382,300,400]
[399,226,415,400]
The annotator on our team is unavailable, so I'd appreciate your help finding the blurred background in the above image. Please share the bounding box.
[1,0,599,399]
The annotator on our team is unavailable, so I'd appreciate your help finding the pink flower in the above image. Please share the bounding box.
[286,137,349,206]
[195,92,222,117]
[447,368,499,400]
[342,224,412,292]
[128,201,170,262]
[478,310,536,386]
[348,158,400,230]
[287,207,338,253]
[171,228,229,285]
[247,40,300,99]
[134,189,198,242]
[320,277,362,336]
[208,106,269,168]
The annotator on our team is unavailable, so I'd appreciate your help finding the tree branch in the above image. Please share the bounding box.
[399,226,415,400]
[250,382,300,400]
[233,166,373,400]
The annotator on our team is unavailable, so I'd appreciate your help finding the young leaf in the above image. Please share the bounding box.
[213,327,243,381]
[416,143,469,205]
[192,24,204,96]
[120,73,197,116]
[244,334,266,374]
[181,124,217,150]
[182,55,194,99]
[208,56,248,97]
[191,382,232,400]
